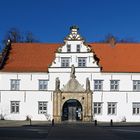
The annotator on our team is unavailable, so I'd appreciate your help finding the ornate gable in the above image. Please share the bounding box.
[64,25,84,41]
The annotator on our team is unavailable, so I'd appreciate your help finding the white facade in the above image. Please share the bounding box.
[0,26,140,122]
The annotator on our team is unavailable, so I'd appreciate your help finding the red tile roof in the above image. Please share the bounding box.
[1,42,140,72]
[89,43,140,72]
[1,43,61,72]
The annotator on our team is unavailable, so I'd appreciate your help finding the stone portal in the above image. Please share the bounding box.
[53,65,93,122]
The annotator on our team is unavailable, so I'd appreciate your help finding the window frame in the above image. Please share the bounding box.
[61,57,70,67]
[93,102,103,115]
[107,102,117,115]
[133,80,140,91]
[110,80,119,91]
[11,101,20,114]
[38,101,48,114]
[132,102,140,115]
[77,44,80,52]
[10,79,20,91]
[94,80,103,91]
[67,44,71,52]
[39,80,48,91]
[78,57,87,67]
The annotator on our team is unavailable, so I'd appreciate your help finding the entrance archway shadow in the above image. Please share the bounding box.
[62,99,83,121]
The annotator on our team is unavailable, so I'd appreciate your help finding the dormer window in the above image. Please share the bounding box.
[77,45,80,52]
[67,44,71,52]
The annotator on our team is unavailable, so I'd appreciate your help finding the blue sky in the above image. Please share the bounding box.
[0,0,140,46]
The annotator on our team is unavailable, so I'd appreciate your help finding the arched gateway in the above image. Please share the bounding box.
[53,65,93,122]
[62,99,82,121]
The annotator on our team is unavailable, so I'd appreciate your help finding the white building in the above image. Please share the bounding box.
[0,26,140,122]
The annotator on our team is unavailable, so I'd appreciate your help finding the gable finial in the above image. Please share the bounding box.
[64,25,84,41]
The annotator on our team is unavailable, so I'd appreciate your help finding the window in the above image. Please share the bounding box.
[94,102,102,114]
[11,79,20,90]
[78,57,87,67]
[61,57,70,67]
[11,101,20,113]
[110,80,119,91]
[77,45,80,52]
[133,80,140,91]
[67,44,71,52]
[94,80,103,91]
[133,103,140,115]
[38,102,48,114]
[108,102,117,115]
[39,80,48,90]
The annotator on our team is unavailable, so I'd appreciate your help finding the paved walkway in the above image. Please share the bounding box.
[47,123,123,140]
[0,121,140,140]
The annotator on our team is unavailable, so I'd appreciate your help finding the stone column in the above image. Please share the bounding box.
[87,91,93,121]
[53,77,62,122]
[53,91,62,122]
[83,91,93,122]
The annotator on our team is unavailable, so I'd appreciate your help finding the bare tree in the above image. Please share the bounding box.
[2,27,39,45]
[25,32,38,43]
[99,33,136,43]
[104,33,117,43]
[4,28,22,43]
[119,37,136,43]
